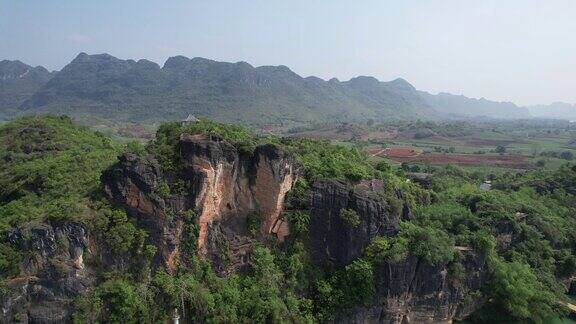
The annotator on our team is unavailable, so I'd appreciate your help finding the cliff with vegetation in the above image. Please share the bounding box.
[0,116,575,323]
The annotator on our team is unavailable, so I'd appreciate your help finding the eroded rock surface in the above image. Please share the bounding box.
[309,180,489,323]
[101,134,296,274]
[2,222,92,323]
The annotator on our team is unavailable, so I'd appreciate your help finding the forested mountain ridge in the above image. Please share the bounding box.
[0,60,54,120]
[1,115,575,322]
[528,102,576,120]
[19,53,436,125]
[0,53,529,125]
[419,91,529,119]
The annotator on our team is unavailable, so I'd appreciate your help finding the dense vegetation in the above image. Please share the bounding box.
[1,116,575,323]
[0,115,119,230]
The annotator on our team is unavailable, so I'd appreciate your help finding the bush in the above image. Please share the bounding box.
[364,237,390,264]
[0,243,21,278]
[486,260,557,322]
[495,145,506,154]
[286,211,310,235]
[125,141,146,157]
[340,208,361,228]
[340,259,374,306]
[400,222,455,265]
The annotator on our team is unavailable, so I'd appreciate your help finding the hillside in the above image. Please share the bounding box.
[0,60,54,120]
[4,53,529,126]
[0,115,119,231]
[19,53,436,125]
[419,91,530,119]
[1,116,575,322]
[528,102,576,120]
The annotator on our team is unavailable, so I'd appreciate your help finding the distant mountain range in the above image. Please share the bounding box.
[0,53,535,125]
[528,102,576,121]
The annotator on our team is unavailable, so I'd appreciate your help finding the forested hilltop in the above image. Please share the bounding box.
[0,53,528,125]
[1,115,575,323]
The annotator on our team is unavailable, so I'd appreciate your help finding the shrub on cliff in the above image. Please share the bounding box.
[399,222,455,265]
[339,208,361,228]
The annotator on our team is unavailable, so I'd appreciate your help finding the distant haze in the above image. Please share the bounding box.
[1,0,575,106]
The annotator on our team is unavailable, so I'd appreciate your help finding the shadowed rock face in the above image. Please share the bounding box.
[357,252,487,323]
[309,180,489,323]
[309,180,402,267]
[101,134,296,274]
[2,222,92,323]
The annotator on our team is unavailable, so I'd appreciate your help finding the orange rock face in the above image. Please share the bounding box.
[103,135,297,274]
[180,135,296,257]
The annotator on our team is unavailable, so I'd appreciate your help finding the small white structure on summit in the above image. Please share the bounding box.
[182,114,199,124]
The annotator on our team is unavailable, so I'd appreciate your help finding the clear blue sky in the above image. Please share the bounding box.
[1,0,574,106]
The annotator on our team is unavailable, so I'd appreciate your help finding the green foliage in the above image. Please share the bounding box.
[147,119,257,173]
[0,115,119,232]
[375,160,392,173]
[340,259,374,306]
[157,180,171,199]
[3,116,576,323]
[246,213,262,236]
[560,151,573,160]
[76,247,315,323]
[312,259,374,321]
[73,278,148,324]
[284,179,310,210]
[339,208,361,228]
[424,165,576,321]
[182,119,256,153]
[0,243,21,278]
[286,211,310,235]
[485,260,558,322]
[280,138,373,182]
[364,237,391,264]
[125,140,146,157]
[398,222,455,265]
[182,210,199,256]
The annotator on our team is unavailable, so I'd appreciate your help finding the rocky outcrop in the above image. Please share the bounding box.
[1,222,92,323]
[309,179,402,267]
[309,180,489,323]
[101,134,296,274]
[342,252,487,323]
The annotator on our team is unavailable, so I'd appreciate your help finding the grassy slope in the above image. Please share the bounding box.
[0,115,120,231]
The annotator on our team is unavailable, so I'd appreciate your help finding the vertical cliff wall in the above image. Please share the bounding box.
[101,134,296,274]
[308,180,489,323]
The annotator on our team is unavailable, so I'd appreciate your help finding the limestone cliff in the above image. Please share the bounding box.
[102,134,296,274]
[1,222,92,323]
[309,180,489,323]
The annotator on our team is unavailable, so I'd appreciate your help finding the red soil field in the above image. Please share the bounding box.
[390,153,531,168]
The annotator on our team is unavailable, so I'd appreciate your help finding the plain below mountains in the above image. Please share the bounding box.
[1,53,529,125]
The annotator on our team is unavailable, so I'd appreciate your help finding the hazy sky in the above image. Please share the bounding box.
[1,0,575,106]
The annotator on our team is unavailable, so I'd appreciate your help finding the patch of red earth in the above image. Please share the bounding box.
[389,153,531,168]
